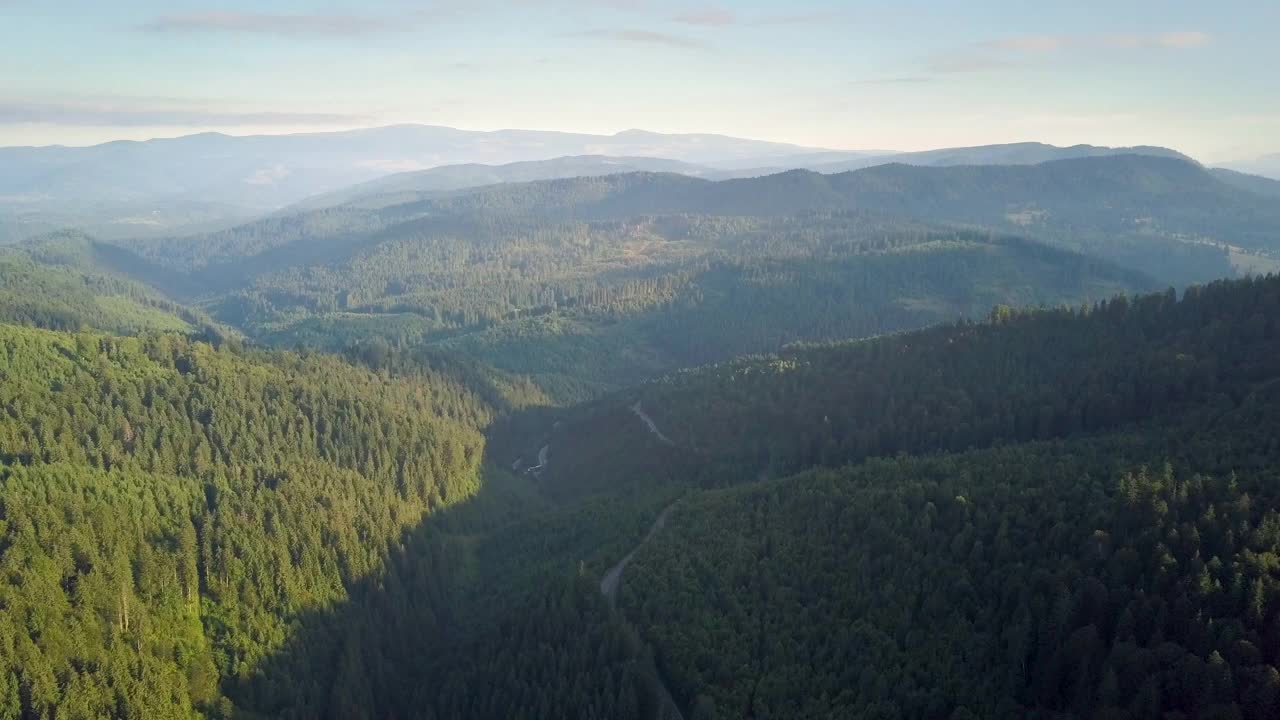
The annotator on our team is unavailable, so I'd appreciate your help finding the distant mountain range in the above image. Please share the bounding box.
[1208,167,1280,197]
[402,155,1276,242]
[0,125,842,241]
[108,153,1280,297]
[2,124,1275,248]
[1219,152,1280,181]
[806,141,1195,173]
[9,151,1278,401]
[286,155,738,212]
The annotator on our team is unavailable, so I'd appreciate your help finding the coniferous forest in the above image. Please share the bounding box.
[3,147,1280,719]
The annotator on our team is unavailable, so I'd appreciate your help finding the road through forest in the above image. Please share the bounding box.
[600,404,686,720]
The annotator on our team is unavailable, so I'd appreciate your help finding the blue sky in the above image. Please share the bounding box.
[1,0,1276,160]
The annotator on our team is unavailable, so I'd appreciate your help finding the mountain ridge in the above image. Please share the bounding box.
[0,128,1209,244]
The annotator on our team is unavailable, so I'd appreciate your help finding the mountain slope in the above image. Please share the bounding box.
[0,232,216,334]
[388,154,1275,282]
[520,275,1280,719]
[1210,167,1280,197]
[0,321,500,717]
[810,141,1193,173]
[1220,152,1280,181]
[0,133,1202,244]
[5,269,1280,718]
[417,155,1249,227]
[120,216,1156,400]
[287,155,729,212]
[0,125,839,243]
[129,154,1267,278]
[84,153,1272,398]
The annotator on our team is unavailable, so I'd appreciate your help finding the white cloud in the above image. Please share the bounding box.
[929,31,1214,74]
[673,8,736,26]
[984,31,1213,53]
[140,11,411,36]
[0,97,369,127]
[570,28,709,49]
[671,7,843,28]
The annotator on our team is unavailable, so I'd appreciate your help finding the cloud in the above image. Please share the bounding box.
[984,35,1067,52]
[749,11,844,26]
[571,29,708,49]
[673,8,735,26]
[926,55,1019,74]
[984,31,1213,53]
[1099,31,1213,49]
[446,57,558,71]
[244,163,292,186]
[849,76,932,85]
[0,98,369,127]
[929,31,1213,74]
[140,11,405,36]
[505,0,649,8]
[671,8,842,27]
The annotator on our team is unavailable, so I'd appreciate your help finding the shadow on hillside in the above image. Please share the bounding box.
[226,401,698,719]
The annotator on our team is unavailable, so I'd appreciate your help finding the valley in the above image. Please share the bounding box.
[7,1,1279,716]
[3,135,1280,719]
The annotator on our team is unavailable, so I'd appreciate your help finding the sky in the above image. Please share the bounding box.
[1,0,1277,162]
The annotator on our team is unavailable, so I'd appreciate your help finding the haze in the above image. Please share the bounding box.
[3,0,1278,162]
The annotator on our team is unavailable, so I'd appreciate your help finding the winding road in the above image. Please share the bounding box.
[595,403,686,720]
[600,500,686,720]
[600,501,680,603]
[517,398,686,717]
[631,401,675,446]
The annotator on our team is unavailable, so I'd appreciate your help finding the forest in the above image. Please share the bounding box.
[6,155,1276,404]
[5,216,1161,402]
[2,271,1279,718]
[569,275,1280,719]
[79,154,1280,401]
[4,152,1280,718]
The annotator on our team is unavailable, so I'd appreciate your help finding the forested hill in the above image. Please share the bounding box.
[0,232,218,336]
[1210,167,1280,198]
[5,217,1161,404]
[595,274,1280,482]
[63,152,1273,401]
[0,322,497,717]
[418,155,1278,252]
[292,143,1200,213]
[115,153,1279,301]
[516,274,1280,719]
[119,154,1270,271]
[415,154,1216,216]
[199,224,1161,401]
[286,155,727,212]
[808,140,1193,173]
[6,273,1280,718]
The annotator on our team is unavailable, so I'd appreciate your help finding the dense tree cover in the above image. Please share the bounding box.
[422,231,1148,393]
[86,152,1272,399]
[375,156,1278,247]
[222,220,1152,400]
[527,274,1280,719]
[0,239,207,335]
[122,207,386,275]
[624,447,1280,719]
[233,466,684,719]
[426,576,670,720]
[336,155,1274,277]
[6,272,1280,718]
[0,322,494,717]
[7,158,1280,720]
[0,318,695,719]
[338,341,554,416]
[619,274,1280,483]
[449,273,1280,718]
